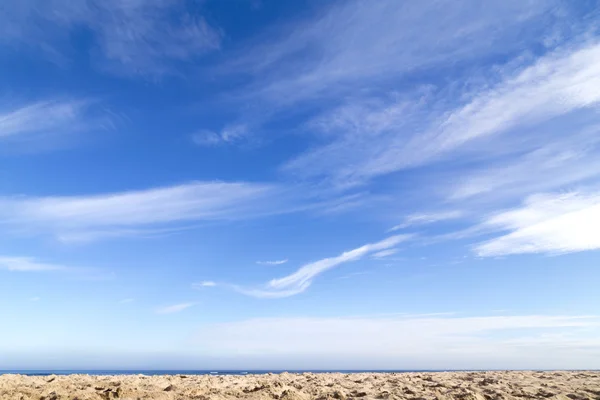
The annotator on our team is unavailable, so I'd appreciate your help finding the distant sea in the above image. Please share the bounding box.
[0,370,440,377]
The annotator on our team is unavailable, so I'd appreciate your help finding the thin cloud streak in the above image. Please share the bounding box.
[0,181,375,242]
[55,225,202,244]
[256,259,288,266]
[191,124,249,147]
[232,282,311,299]
[235,235,411,298]
[0,0,221,76]
[0,181,287,241]
[0,100,110,151]
[1,100,80,139]
[448,124,600,203]
[156,303,195,315]
[390,211,464,232]
[0,257,68,272]
[269,235,410,290]
[0,256,114,284]
[192,281,217,289]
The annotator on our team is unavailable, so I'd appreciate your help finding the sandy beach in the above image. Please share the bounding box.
[0,371,598,400]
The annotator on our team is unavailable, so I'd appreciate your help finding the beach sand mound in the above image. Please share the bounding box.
[0,371,598,400]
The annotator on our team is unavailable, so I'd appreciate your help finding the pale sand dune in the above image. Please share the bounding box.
[0,371,598,400]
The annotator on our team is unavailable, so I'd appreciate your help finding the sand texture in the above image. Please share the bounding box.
[0,371,598,400]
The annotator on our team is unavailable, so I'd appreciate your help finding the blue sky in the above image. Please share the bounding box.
[1,0,600,370]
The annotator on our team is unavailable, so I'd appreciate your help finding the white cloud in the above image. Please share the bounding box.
[0,256,111,282]
[216,0,589,169]
[235,235,411,298]
[269,235,410,290]
[448,124,600,203]
[474,191,600,256]
[194,314,600,368]
[285,41,600,184]
[256,259,288,266]
[0,100,109,150]
[0,181,286,241]
[0,257,68,272]
[232,282,312,299]
[54,225,199,244]
[227,0,564,106]
[192,281,216,289]
[29,297,41,302]
[0,0,221,76]
[191,125,249,147]
[0,100,78,139]
[156,303,195,314]
[405,43,600,165]
[390,211,464,231]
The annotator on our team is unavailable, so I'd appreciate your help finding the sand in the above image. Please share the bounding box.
[0,371,598,400]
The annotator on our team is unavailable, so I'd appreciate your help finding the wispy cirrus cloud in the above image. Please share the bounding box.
[390,211,464,232]
[448,124,600,204]
[207,0,600,264]
[0,100,110,151]
[53,225,201,244]
[284,41,600,185]
[192,281,216,289]
[0,0,221,76]
[256,259,288,266]
[204,0,585,156]
[0,181,371,242]
[474,190,600,257]
[0,256,112,282]
[226,0,567,106]
[0,181,291,241]
[1,100,80,139]
[191,124,249,147]
[0,256,69,272]
[235,235,411,298]
[275,38,600,256]
[156,303,195,315]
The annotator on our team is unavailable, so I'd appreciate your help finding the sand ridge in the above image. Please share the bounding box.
[0,371,598,400]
